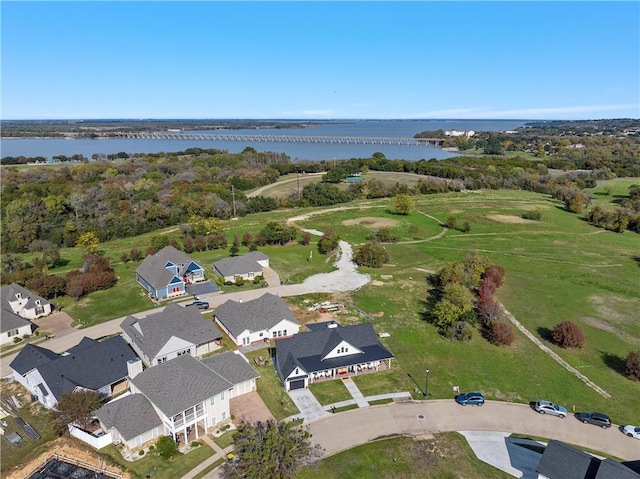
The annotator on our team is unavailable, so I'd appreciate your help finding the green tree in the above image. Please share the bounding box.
[230,234,240,256]
[484,136,503,155]
[50,390,102,435]
[390,194,414,215]
[156,435,180,459]
[354,242,389,268]
[223,420,322,479]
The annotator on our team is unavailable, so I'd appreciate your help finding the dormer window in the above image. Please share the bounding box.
[15,293,22,300]
[35,300,41,306]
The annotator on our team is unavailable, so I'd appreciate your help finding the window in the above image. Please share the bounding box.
[283,330,287,336]
[273,331,277,338]
[157,357,167,364]
[211,416,217,426]
[171,286,180,293]
[220,391,225,401]
[7,329,19,337]
[177,348,191,357]
[210,397,215,406]
[221,411,227,421]
[135,436,142,447]
[259,332,263,337]
[152,428,158,439]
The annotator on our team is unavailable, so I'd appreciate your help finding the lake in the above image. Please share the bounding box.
[0,119,528,162]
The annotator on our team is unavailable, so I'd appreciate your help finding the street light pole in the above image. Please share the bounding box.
[424,369,430,398]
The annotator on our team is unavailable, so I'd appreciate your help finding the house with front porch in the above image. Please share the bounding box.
[120,302,222,367]
[9,336,137,409]
[94,351,258,453]
[214,292,300,347]
[135,246,205,300]
[213,251,269,283]
[275,321,394,391]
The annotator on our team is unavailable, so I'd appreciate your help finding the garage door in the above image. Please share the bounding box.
[289,379,305,390]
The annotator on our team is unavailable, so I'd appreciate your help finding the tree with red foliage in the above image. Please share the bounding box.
[552,320,586,348]
[488,320,515,346]
[625,350,640,381]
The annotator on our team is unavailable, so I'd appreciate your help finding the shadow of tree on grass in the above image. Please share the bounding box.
[600,351,627,377]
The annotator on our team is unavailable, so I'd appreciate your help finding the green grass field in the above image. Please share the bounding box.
[297,433,513,479]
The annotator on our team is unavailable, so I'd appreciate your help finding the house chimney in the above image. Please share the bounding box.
[127,358,143,379]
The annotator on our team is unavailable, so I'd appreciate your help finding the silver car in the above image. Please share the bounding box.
[534,400,568,418]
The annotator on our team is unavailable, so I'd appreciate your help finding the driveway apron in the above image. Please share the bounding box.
[288,389,330,423]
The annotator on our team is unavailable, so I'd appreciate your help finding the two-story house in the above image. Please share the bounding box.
[95,352,258,452]
[135,246,206,300]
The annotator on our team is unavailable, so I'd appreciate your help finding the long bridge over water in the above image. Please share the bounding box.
[118,132,445,147]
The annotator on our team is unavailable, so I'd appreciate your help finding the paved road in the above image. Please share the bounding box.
[306,400,640,461]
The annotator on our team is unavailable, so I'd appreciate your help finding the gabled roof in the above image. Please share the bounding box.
[66,337,99,354]
[135,246,200,289]
[0,309,32,335]
[213,252,268,277]
[10,336,137,402]
[9,343,60,375]
[131,354,233,417]
[1,283,51,313]
[200,351,259,385]
[596,460,640,479]
[95,393,163,442]
[214,293,299,338]
[536,440,601,479]
[275,323,393,380]
[121,303,221,360]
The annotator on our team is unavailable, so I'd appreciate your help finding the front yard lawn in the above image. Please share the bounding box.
[308,379,352,406]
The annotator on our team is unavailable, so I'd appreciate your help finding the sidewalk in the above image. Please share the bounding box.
[180,435,233,479]
[341,378,368,407]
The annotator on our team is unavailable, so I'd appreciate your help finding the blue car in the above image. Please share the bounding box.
[455,392,485,406]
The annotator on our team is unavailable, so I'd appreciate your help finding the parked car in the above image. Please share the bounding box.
[622,425,640,439]
[187,301,210,310]
[534,400,568,418]
[576,412,611,428]
[455,392,485,406]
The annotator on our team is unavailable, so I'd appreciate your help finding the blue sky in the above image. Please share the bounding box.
[2,1,639,120]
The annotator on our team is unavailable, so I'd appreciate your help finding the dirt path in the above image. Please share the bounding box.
[502,306,611,398]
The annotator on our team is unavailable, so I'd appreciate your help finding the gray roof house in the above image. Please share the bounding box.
[214,292,300,347]
[135,246,205,300]
[275,321,394,391]
[536,440,640,479]
[95,393,163,449]
[120,302,222,367]
[10,336,137,409]
[93,352,259,453]
[1,284,51,345]
[213,251,269,283]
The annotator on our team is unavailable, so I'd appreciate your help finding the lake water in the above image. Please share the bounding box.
[0,119,528,162]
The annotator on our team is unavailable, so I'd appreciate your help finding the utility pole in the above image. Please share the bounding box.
[231,184,237,219]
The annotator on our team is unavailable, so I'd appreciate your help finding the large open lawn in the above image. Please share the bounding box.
[297,433,513,479]
[294,188,640,425]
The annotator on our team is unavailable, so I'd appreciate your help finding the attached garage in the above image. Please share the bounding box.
[288,379,306,391]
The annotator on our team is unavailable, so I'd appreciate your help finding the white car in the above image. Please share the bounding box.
[623,425,640,439]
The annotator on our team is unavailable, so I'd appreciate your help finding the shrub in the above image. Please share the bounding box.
[488,320,515,346]
[155,435,179,459]
[354,242,389,268]
[318,230,340,254]
[190,441,201,448]
[522,209,543,221]
[139,450,145,456]
[625,350,640,381]
[552,320,586,348]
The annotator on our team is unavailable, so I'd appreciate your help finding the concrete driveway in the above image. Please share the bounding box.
[288,389,330,423]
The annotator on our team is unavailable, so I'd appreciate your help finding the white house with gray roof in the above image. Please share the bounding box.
[1,284,51,344]
[214,292,300,347]
[87,352,257,454]
[135,246,205,300]
[213,251,269,283]
[120,303,222,367]
[275,321,394,391]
